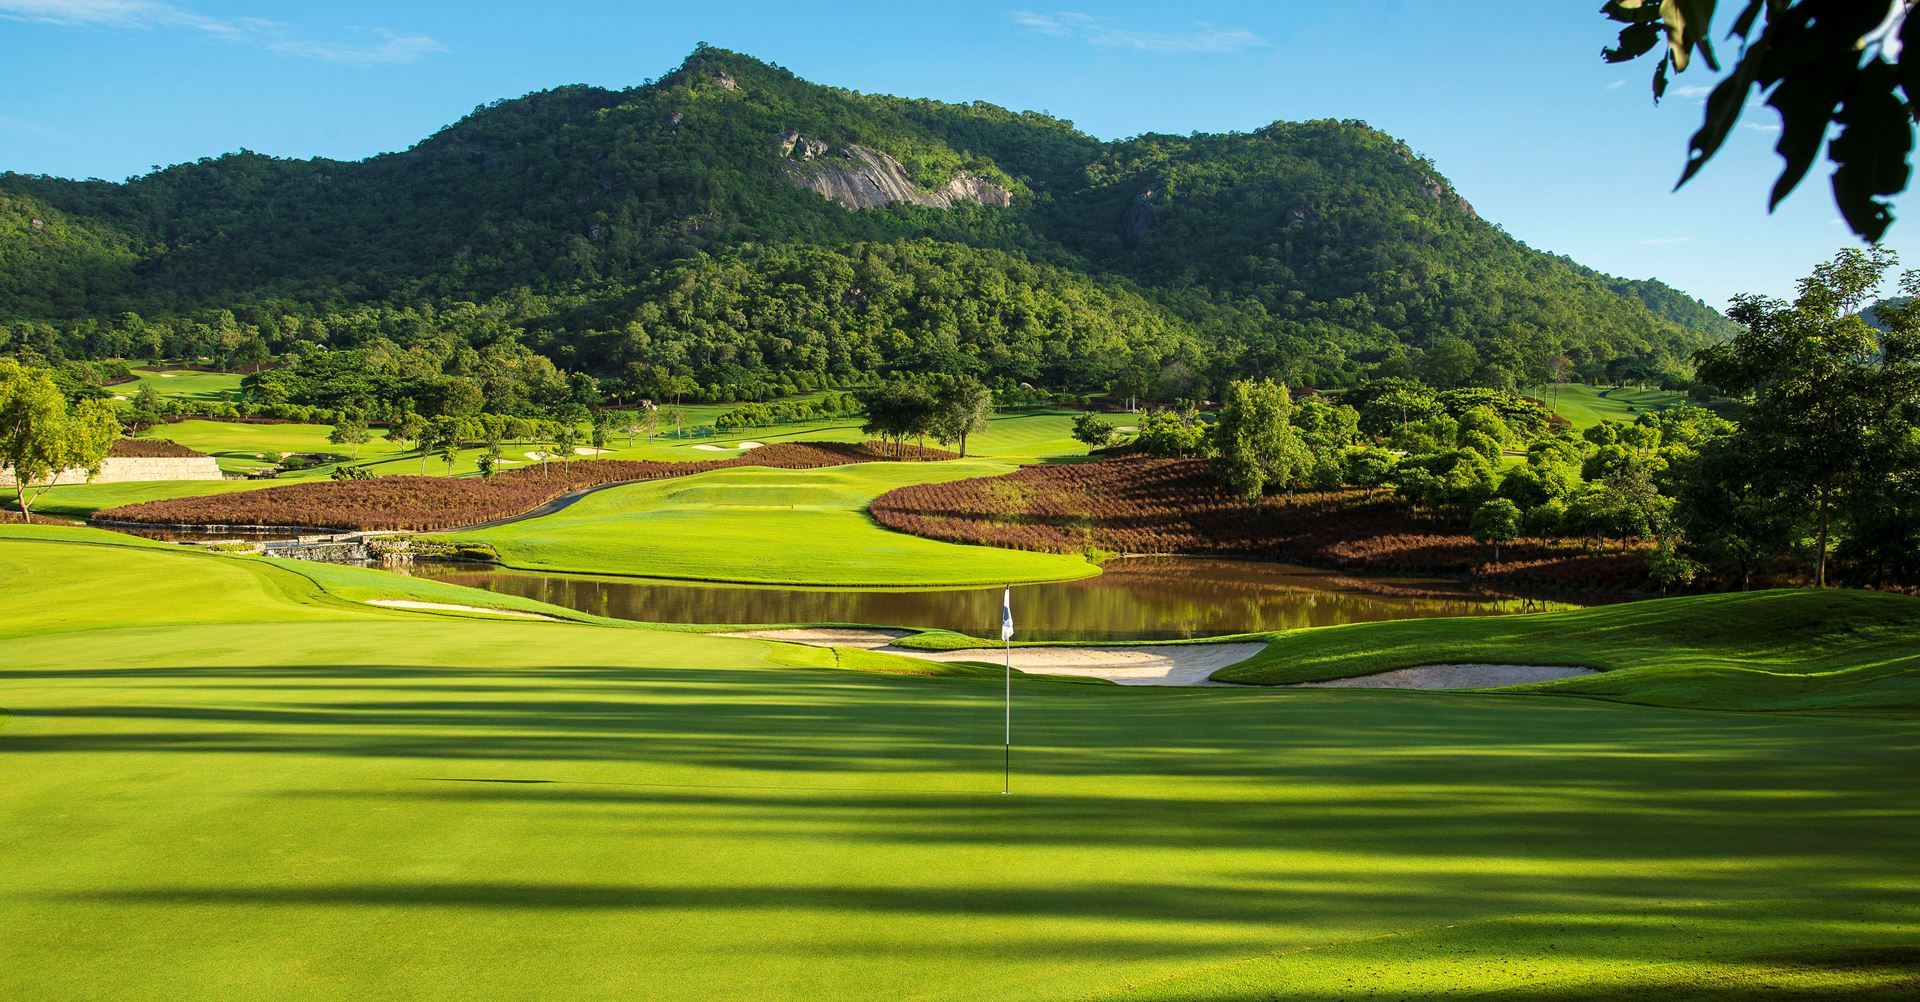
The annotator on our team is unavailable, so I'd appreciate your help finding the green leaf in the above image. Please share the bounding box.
[1829,60,1913,241]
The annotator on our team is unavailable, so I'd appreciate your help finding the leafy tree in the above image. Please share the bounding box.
[1695,246,1916,586]
[1471,498,1523,562]
[328,417,370,459]
[858,380,937,459]
[1212,378,1311,500]
[476,446,500,479]
[0,360,118,522]
[931,376,994,458]
[552,423,580,473]
[1602,0,1919,240]
[126,382,163,432]
[1071,412,1115,451]
[1134,408,1210,457]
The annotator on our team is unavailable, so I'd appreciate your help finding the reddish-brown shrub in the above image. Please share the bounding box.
[871,457,1652,594]
[108,438,207,459]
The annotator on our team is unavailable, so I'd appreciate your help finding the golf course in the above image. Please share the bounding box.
[9,20,1920,998]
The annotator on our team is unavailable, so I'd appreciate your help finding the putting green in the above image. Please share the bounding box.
[0,527,1916,998]
[434,460,1100,586]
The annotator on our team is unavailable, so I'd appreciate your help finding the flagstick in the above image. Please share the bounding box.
[1003,631,1011,796]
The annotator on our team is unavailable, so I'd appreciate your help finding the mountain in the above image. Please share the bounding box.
[0,46,1729,400]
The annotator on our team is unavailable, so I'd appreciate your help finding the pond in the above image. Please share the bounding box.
[391,556,1562,641]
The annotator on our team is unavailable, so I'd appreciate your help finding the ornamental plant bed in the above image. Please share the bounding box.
[869,457,1651,594]
[99,441,938,532]
[108,438,207,458]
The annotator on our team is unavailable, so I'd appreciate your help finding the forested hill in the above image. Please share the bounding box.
[0,45,1729,398]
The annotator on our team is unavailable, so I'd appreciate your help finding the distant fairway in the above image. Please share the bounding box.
[1,527,1916,998]
[437,459,1099,586]
[1546,383,1691,429]
[117,367,245,405]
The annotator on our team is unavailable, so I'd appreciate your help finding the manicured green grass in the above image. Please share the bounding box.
[587,408,1088,463]
[1545,383,1691,429]
[115,367,245,405]
[1,527,1915,998]
[436,459,1099,586]
[1217,589,1920,712]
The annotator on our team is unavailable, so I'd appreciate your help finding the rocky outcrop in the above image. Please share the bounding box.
[1122,186,1158,244]
[772,132,1011,211]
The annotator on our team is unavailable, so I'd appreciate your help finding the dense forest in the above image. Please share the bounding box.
[0,46,1733,413]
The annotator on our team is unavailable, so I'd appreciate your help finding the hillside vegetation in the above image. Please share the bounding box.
[2,47,1726,398]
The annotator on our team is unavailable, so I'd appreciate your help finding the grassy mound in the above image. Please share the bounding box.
[1217,589,1920,712]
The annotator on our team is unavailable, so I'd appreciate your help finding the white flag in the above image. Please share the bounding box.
[1001,587,1015,642]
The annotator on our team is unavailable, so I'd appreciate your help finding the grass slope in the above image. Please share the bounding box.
[1217,589,1920,712]
[0,528,1915,998]
[1547,383,1691,429]
[435,459,1099,586]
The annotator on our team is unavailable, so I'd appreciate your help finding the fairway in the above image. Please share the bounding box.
[436,459,1100,586]
[1545,383,1691,429]
[1,528,1916,998]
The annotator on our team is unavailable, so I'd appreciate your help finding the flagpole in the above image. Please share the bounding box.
[1003,629,1011,796]
[1002,585,1012,796]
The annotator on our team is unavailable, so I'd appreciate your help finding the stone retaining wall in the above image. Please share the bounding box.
[0,456,223,487]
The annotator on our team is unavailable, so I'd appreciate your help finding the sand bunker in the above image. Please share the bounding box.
[573,446,610,456]
[1289,664,1598,690]
[720,629,1265,685]
[523,451,550,460]
[366,599,556,621]
[692,442,764,452]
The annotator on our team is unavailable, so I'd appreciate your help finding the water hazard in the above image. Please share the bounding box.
[392,556,1558,641]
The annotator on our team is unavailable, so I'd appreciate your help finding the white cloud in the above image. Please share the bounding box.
[1742,121,1782,133]
[1671,84,1714,98]
[1008,10,1269,54]
[1605,79,1627,91]
[1636,237,1697,246]
[0,0,444,64]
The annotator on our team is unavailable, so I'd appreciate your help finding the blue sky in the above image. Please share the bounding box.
[0,0,1909,310]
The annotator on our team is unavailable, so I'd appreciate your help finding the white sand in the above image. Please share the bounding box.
[738,441,764,449]
[691,444,729,451]
[720,629,1266,686]
[1288,664,1598,690]
[156,372,177,378]
[573,446,610,455]
[366,599,556,621]
[693,441,765,452]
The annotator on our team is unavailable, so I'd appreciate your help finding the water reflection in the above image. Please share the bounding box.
[393,556,1558,641]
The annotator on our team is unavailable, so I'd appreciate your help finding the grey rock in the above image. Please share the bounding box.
[774,136,1010,211]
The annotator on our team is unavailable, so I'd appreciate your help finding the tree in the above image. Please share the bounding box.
[1601,0,1920,240]
[1071,412,1115,451]
[1211,378,1311,500]
[553,423,580,473]
[328,417,370,459]
[0,360,119,522]
[663,406,685,440]
[931,376,994,458]
[420,418,461,475]
[127,382,163,432]
[1471,498,1523,563]
[857,380,937,459]
[390,411,426,460]
[591,411,613,451]
[477,446,500,479]
[1695,247,1917,586]
[1424,337,1481,389]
